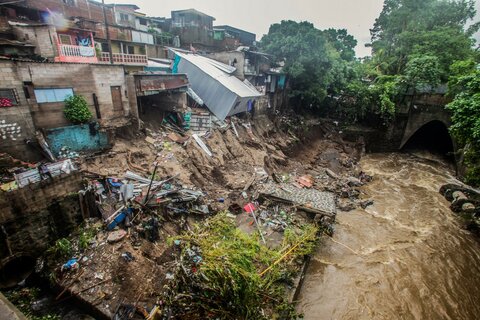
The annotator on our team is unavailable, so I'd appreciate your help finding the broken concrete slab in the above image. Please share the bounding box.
[259,183,336,217]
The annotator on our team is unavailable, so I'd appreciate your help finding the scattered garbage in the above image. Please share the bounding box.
[58,146,79,159]
[61,258,79,272]
[121,252,134,262]
[107,229,127,243]
[19,113,372,320]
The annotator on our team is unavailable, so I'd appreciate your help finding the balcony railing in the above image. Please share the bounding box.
[60,44,95,57]
[55,44,98,63]
[100,52,148,65]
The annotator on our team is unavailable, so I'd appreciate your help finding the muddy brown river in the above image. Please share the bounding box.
[297,153,480,319]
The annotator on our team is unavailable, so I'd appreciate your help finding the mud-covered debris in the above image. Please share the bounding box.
[325,168,339,179]
[107,229,127,243]
[259,183,336,216]
[360,199,374,209]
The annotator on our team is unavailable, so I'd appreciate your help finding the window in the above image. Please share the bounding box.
[62,0,76,6]
[120,13,129,21]
[0,89,18,107]
[58,34,72,45]
[100,42,109,52]
[127,46,135,54]
[139,18,147,26]
[34,88,73,103]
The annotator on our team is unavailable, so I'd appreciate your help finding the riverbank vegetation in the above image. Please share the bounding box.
[261,0,480,184]
[163,213,318,319]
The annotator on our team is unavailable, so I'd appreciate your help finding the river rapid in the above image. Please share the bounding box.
[297,152,480,320]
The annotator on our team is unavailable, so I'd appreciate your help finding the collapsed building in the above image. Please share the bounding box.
[0,2,329,319]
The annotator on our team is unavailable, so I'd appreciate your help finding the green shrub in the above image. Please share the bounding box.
[64,95,92,124]
[46,238,72,259]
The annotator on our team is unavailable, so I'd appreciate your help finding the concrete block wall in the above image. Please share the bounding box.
[0,62,37,159]
[126,75,139,125]
[208,51,245,80]
[91,65,130,119]
[0,60,134,159]
[10,61,131,127]
[146,45,168,59]
[12,25,58,59]
[20,62,96,128]
[0,172,83,259]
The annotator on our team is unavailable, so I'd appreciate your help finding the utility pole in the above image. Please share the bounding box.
[102,0,114,64]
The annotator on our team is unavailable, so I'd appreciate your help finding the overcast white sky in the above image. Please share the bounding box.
[106,0,480,57]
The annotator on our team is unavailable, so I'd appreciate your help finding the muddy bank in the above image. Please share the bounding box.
[42,115,371,318]
[0,113,374,319]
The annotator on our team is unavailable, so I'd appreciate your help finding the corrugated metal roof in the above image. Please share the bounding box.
[174,51,262,120]
[176,52,261,98]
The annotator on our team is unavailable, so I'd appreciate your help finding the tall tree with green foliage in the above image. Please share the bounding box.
[260,21,358,108]
[446,65,480,185]
[369,0,478,79]
[335,0,479,124]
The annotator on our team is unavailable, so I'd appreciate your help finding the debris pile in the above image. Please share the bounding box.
[4,113,371,319]
[160,213,317,319]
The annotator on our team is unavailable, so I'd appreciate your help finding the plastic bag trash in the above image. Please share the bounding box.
[62,258,78,271]
[121,252,134,262]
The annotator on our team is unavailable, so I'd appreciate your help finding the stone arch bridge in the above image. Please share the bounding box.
[396,91,455,156]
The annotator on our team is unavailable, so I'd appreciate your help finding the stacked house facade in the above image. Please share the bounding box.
[0,0,174,67]
[0,1,286,160]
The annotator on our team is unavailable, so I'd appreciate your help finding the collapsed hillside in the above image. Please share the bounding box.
[6,113,373,319]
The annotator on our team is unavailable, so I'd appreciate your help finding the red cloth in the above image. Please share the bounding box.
[0,98,13,107]
[243,203,256,213]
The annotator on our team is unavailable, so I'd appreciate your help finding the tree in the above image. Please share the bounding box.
[446,68,480,185]
[446,69,480,146]
[403,55,442,91]
[369,0,478,79]
[261,21,332,107]
[324,28,357,62]
[260,21,358,108]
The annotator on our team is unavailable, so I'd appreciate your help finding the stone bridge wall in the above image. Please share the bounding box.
[345,92,453,153]
[399,103,452,149]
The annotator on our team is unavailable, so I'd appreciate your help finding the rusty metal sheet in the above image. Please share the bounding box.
[139,76,188,92]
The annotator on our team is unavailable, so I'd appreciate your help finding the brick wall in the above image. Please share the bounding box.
[94,24,132,42]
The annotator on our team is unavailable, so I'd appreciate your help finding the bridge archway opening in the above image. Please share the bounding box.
[402,120,454,160]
